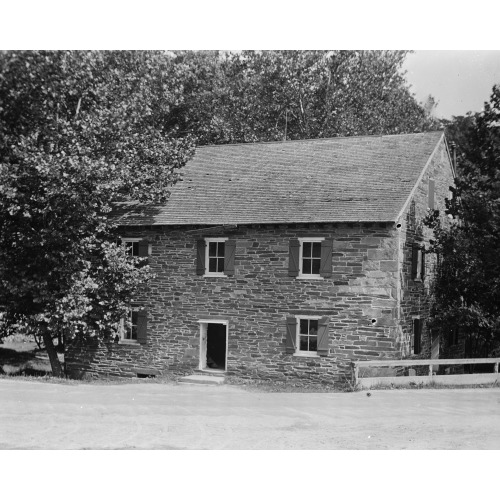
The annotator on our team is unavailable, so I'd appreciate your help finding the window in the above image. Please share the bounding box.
[117,306,148,344]
[121,307,139,341]
[411,318,422,354]
[121,237,149,258]
[289,238,333,278]
[208,239,225,274]
[428,178,435,210]
[285,315,330,357]
[411,244,425,281]
[299,317,319,353]
[196,238,236,276]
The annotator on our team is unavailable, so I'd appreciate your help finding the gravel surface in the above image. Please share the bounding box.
[1,379,499,449]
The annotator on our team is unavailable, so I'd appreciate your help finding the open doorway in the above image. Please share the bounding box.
[199,321,227,371]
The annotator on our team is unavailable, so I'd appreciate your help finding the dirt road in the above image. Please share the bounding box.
[1,379,499,449]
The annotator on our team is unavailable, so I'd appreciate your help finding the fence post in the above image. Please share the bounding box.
[429,364,433,378]
[494,362,499,374]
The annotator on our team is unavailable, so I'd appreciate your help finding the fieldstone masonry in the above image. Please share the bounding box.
[66,137,455,384]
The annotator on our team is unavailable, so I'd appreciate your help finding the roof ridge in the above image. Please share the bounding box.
[195,130,444,149]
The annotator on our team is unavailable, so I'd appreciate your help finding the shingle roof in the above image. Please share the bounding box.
[115,131,445,226]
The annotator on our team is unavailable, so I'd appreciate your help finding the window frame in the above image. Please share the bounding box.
[297,237,325,280]
[122,237,142,257]
[119,305,140,344]
[204,237,228,277]
[294,315,322,357]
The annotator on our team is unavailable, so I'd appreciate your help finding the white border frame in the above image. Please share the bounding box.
[293,315,321,357]
[204,237,228,277]
[297,237,325,280]
[198,319,229,371]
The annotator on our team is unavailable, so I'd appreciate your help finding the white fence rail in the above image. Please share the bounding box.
[352,358,500,389]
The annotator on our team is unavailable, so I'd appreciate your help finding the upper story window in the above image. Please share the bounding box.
[208,239,226,274]
[411,244,425,281]
[196,238,236,277]
[301,240,322,276]
[121,237,149,258]
[289,238,333,279]
[122,238,141,257]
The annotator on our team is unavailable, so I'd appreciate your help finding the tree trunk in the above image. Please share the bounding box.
[41,326,65,378]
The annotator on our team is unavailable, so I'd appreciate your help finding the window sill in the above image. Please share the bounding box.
[117,340,140,347]
[203,273,228,278]
[296,275,324,280]
[293,351,319,358]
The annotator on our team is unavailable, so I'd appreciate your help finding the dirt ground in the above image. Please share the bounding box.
[1,379,499,449]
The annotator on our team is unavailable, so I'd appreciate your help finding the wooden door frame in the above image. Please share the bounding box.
[198,319,229,371]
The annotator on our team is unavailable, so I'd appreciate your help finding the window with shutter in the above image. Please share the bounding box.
[119,305,144,343]
[121,237,149,259]
[199,238,233,277]
[292,238,331,279]
[290,315,324,357]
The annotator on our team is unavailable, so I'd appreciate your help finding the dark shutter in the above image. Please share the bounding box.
[413,318,421,354]
[420,248,426,280]
[320,240,333,278]
[224,240,236,276]
[317,316,329,356]
[428,179,435,210]
[116,237,122,247]
[285,317,297,354]
[411,245,419,279]
[137,310,148,344]
[196,240,206,275]
[138,240,149,257]
[289,239,300,277]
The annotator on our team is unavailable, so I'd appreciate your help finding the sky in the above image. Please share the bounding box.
[402,51,500,119]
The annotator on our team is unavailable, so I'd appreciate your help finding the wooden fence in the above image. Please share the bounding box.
[352,357,500,389]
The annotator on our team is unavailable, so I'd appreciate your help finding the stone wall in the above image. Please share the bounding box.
[397,138,455,359]
[67,222,404,383]
[66,138,456,384]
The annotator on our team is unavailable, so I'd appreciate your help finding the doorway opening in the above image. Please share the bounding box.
[199,321,227,371]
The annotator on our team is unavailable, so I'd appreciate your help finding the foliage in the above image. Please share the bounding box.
[0,51,195,373]
[426,85,500,357]
[167,50,440,144]
[0,50,439,375]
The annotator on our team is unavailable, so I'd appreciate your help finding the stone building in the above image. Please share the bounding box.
[66,131,455,383]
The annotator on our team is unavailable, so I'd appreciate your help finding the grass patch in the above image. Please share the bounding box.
[224,376,340,393]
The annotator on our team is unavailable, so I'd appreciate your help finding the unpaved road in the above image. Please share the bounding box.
[1,379,499,449]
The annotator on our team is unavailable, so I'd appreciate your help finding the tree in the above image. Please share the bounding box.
[0,51,195,375]
[426,85,500,358]
[167,50,440,144]
[1,50,439,376]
